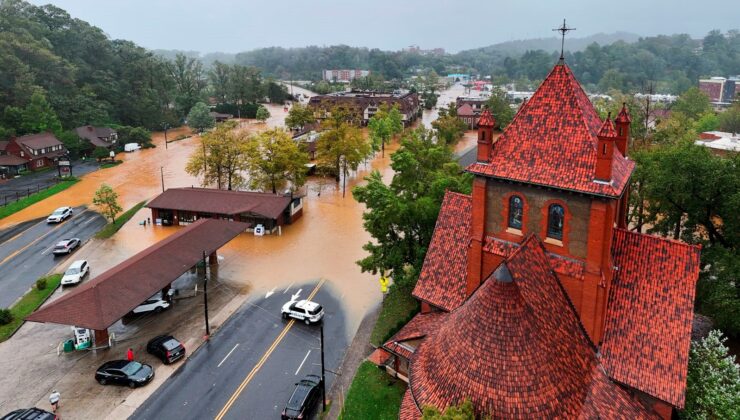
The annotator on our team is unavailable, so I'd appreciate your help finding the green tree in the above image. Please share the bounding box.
[353,128,473,286]
[116,126,153,147]
[187,102,215,133]
[368,104,403,157]
[285,103,315,131]
[245,128,308,193]
[695,112,720,133]
[255,105,270,122]
[484,88,515,130]
[316,121,372,197]
[186,121,249,190]
[681,330,740,420]
[432,108,468,146]
[20,91,62,135]
[93,184,122,222]
[719,103,740,134]
[92,146,110,161]
[166,53,207,116]
[422,399,476,420]
[672,87,712,121]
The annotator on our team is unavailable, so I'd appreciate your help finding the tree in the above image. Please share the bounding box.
[672,87,712,121]
[92,146,110,161]
[719,103,740,133]
[245,128,308,193]
[681,330,740,419]
[422,399,476,420]
[19,91,63,136]
[695,112,720,133]
[255,105,270,123]
[187,102,215,133]
[285,103,315,131]
[368,104,403,157]
[432,104,468,146]
[116,126,153,148]
[185,121,249,190]
[316,121,372,197]
[93,184,122,223]
[484,88,515,130]
[353,128,473,286]
[166,53,207,116]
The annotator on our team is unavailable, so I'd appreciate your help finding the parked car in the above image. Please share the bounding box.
[281,300,324,325]
[61,259,89,286]
[130,290,173,315]
[1,408,57,420]
[46,206,72,223]
[281,374,322,420]
[52,238,80,255]
[95,360,154,388]
[146,334,186,364]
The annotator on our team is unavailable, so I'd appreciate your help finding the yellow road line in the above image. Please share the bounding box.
[0,212,87,268]
[214,279,326,420]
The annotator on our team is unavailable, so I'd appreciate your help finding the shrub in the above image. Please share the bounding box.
[35,278,47,290]
[0,309,12,325]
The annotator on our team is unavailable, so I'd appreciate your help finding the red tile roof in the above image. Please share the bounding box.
[616,103,632,123]
[477,108,495,127]
[484,236,586,279]
[147,188,292,220]
[399,389,421,420]
[382,311,446,359]
[598,117,618,138]
[467,63,634,198]
[456,103,475,116]
[409,235,654,418]
[27,219,248,330]
[412,191,471,312]
[601,228,701,408]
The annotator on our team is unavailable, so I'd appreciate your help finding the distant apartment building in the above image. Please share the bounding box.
[699,77,740,104]
[322,69,370,83]
[403,45,446,56]
[308,91,420,126]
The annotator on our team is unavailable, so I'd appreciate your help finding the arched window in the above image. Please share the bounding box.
[547,204,565,240]
[508,196,523,230]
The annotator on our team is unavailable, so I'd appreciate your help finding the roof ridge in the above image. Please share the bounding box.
[613,227,702,250]
[561,64,601,150]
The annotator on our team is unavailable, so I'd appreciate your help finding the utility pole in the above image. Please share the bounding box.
[160,166,165,192]
[320,324,326,412]
[202,138,207,176]
[203,250,210,338]
[163,123,169,149]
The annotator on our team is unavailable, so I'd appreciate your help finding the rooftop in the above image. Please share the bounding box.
[696,131,740,152]
[16,132,64,151]
[147,188,292,220]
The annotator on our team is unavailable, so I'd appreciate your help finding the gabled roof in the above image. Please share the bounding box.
[477,108,495,127]
[27,219,247,330]
[409,236,654,418]
[601,228,701,408]
[0,155,29,166]
[16,132,64,151]
[147,188,292,220]
[74,126,116,148]
[466,63,634,198]
[455,103,475,116]
[382,311,446,359]
[412,191,471,311]
[615,103,632,123]
[598,118,618,138]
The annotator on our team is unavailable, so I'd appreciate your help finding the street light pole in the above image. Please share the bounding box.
[160,166,165,192]
[203,250,210,339]
[163,123,169,150]
[320,324,326,412]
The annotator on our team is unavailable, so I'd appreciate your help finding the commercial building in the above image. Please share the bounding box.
[147,187,303,233]
[699,76,740,104]
[696,131,740,155]
[373,60,701,419]
[322,69,370,83]
[308,91,420,126]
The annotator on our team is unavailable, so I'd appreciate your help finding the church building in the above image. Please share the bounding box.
[372,59,701,419]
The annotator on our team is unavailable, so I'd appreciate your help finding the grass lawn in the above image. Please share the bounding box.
[339,361,406,420]
[95,201,146,239]
[0,274,62,342]
[0,179,79,220]
[370,285,420,346]
[99,160,123,169]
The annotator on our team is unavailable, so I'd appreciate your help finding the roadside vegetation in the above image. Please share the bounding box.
[0,274,62,342]
[0,178,79,221]
[370,285,419,347]
[95,200,146,239]
[338,361,405,420]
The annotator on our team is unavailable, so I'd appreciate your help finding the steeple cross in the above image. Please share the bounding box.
[553,19,576,60]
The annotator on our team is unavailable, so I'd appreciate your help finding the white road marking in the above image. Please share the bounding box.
[41,245,55,256]
[265,287,276,299]
[291,289,302,302]
[283,282,294,293]
[82,216,97,225]
[217,343,239,368]
[295,350,311,375]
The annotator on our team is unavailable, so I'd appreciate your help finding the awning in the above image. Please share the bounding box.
[27,219,248,330]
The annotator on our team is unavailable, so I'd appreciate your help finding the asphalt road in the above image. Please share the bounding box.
[133,279,349,420]
[0,206,107,308]
[0,160,100,197]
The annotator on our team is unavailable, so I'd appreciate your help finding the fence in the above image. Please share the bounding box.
[1,180,60,207]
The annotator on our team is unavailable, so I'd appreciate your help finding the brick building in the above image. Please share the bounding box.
[308,91,420,126]
[374,61,701,419]
[4,132,67,172]
[322,69,370,83]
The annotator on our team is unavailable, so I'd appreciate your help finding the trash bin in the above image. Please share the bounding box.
[63,339,74,353]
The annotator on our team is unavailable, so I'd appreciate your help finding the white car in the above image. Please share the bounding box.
[61,260,89,286]
[130,291,173,315]
[281,300,324,325]
[47,206,72,223]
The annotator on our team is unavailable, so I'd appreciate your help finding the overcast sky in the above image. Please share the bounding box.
[29,0,739,54]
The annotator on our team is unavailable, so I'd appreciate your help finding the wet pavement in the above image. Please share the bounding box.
[0,160,100,198]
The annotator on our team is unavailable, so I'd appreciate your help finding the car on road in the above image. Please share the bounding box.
[95,360,154,388]
[46,206,72,223]
[61,259,89,286]
[146,335,186,364]
[130,291,173,315]
[52,238,80,255]
[1,408,57,420]
[281,374,322,420]
[281,300,324,325]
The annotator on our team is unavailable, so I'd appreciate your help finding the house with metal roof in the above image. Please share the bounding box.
[373,60,701,419]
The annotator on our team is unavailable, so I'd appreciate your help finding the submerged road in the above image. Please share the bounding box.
[133,279,349,420]
[0,206,107,308]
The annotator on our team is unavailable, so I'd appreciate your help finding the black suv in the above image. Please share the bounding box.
[281,374,322,420]
[1,408,57,420]
[146,335,186,364]
[95,360,154,388]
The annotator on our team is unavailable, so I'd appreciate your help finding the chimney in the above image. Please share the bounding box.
[476,109,496,163]
[596,114,617,182]
[614,103,631,157]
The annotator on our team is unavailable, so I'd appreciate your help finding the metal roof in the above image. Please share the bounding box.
[147,188,292,220]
